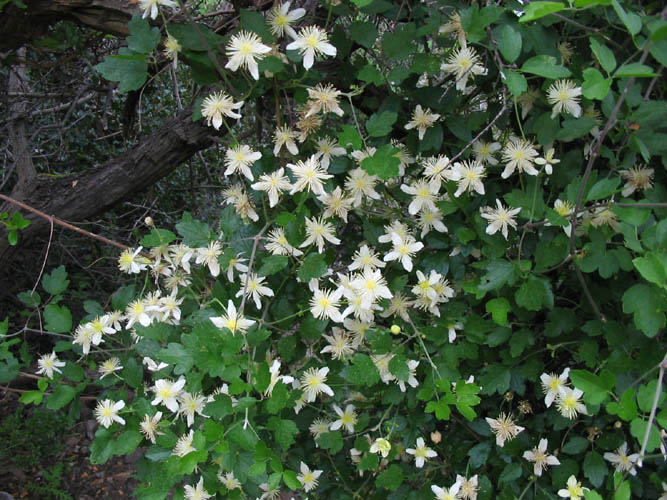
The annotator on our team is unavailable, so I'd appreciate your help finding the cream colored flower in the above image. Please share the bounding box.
[547,79,582,118]
[480,199,521,239]
[300,366,334,402]
[251,168,291,207]
[406,437,437,468]
[163,34,182,68]
[288,156,332,195]
[267,1,305,40]
[441,46,487,92]
[300,216,341,253]
[449,160,486,197]
[306,83,344,117]
[523,438,560,476]
[225,30,271,80]
[621,165,654,197]
[201,91,243,130]
[286,26,337,69]
[501,138,539,178]
[485,412,524,446]
[224,144,261,180]
[140,0,176,20]
[404,105,440,140]
[273,125,299,155]
[557,475,588,500]
[535,147,561,175]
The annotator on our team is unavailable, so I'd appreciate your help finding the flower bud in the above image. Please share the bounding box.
[390,325,401,335]
[144,216,154,227]
[430,431,442,444]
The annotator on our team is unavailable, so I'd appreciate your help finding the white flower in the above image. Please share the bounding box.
[306,83,344,117]
[318,186,354,222]
[140,411,163,444]
[449,160,486,197]
[218,471,241,490]
[142,356,168,372]
[349,244,385,273]
[152,378,186,413]
[297,461,323,492]
[603,442,639,476]
[383,234,424,272]
[273,125,299,156]
[431,481,461,500]
[472,140,501,165]
[310,287,345,322]
[480,199,521,239]
[547,80,583,118]
[225,30,271,81]
[556,387,588,419]
[370,437,391,457]
[344,167,381,207]
[406,437,437,468]
[201,91,243,130]
[320,328,354,359]
[210,299,256,335]
[535,148,561,175]
[225,254,249,283]
[400,180,439,215]
[380,292,413,322]
[139,0,176,20]
[224,144,262,181]
[173,429,195,457]
[36,352,65,379]
[265,359,294,397]
[396,359,420,392]
[309,417,331,439]
[441,46,487,92]
[300,216,340,253]
[421,155,451,190]
[330,404,358,433]
[178,392,208,427]
[163,34,182,68]
[350,268,393,309]
[456,475,479,500]
[288,155,332,196]
[523,438,560,476]
[286,25,337,70]
[251,168,291,207]
[236,272,274,309]
[485,412,524,446]
[265,227,303,257]
[404,105,440,140]
[267,1,305,39]
[98,357,123,379]
[94,399,126,428]
[418,209,448,238]
[315,137,346,169]
[300,366,334,402]
[620,165,654,197]
[439,11,467,47]
[118,246,149,274]
[446,322,463,343]
[557,475,588,500]
[540,368,570,407]
[501,138,539,178]
[195,241,223,277]
[184,477,212,500]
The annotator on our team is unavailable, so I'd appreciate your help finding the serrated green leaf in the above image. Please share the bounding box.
[633,253,666,288]
[622,283,666,337]
[239,9,275,43]
[42,265,69,295]
[257,255,288,276]
[316,431,344,453]
[582,68,612,100]
[350,20,378,48]
[127,17,160,54]
[175,212,211,247]
[267,417,299,450]
[141,229,176,247]
[381,23,416,60]
[46,384,77,410]
[570,369,615,405]
[298,253,327,281]
[347,353,380,386]
[44,304,72,333]
[486,297,510,326]
[583,450,607,488]
[95,50,148,93]
[515,276,553,311]
[376,463,404,491]
[360,144,400,179]
[366,111,397,137]
[113,430,143,456]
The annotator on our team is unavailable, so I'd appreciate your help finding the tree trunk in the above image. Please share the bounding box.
[0,106,217,258]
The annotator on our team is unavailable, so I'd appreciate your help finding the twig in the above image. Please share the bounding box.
[0,194,131,251]
[638,352,667,467]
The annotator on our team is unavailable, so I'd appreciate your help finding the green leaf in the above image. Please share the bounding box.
[587,177,621,201]
[376,464,404,491]
[18,290,41,307]
[141,229,176,247]
[298,253,327,281]
[316,431,344,454]
[347,353,380,386]
[614,63,659,78]
[359,452,379,471]
[267,417,299,450]
[611,0,641,36]
[479,260,516,292]
[46,384,77,410]
[158,343,194,374]
[556,117,597,141]
[360,144,400,179]
[583,451,607,488]
[498,25,522,63]
[95,50,148,93]
[282,470,301,490]
[266,382,290,414]
[633,253,666,288]
[622,283,666,337]
[338,124,363,150]
[582,68,612,100]
[381,23,416,60]
[388,354,409,381]
[44,304,72,333]
[519,1,566,23]
[113,430,143,456]
[515,276,553,311]
[570,369,615,405]
[637,380,665,413]
[350,20,378,48]
[42,265,69,295]
[239,9,275,43]
[127,17,160,54]
[614,478,630,500]
[366,111,397,137]
[486,297,510,326]
[176,212,210,247]
[257,255,288,277]
[20,390,44,405]
[468,442,491,468]
[480,365,511,395]
[606,388,637,421]
[258,56,285,73]
[590,38,617,73]
[112,285,135,311]
[498,462,522,484]
[121,357,143,388]
[90,428,114,464]
[358,64,384,86]
[228,426,258,451]
[562,436,590,454]
[630,418,661,451]
[502,70,528,97]
[521,55,571,79]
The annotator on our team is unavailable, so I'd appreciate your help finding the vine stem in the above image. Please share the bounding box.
[638,352,667,467]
